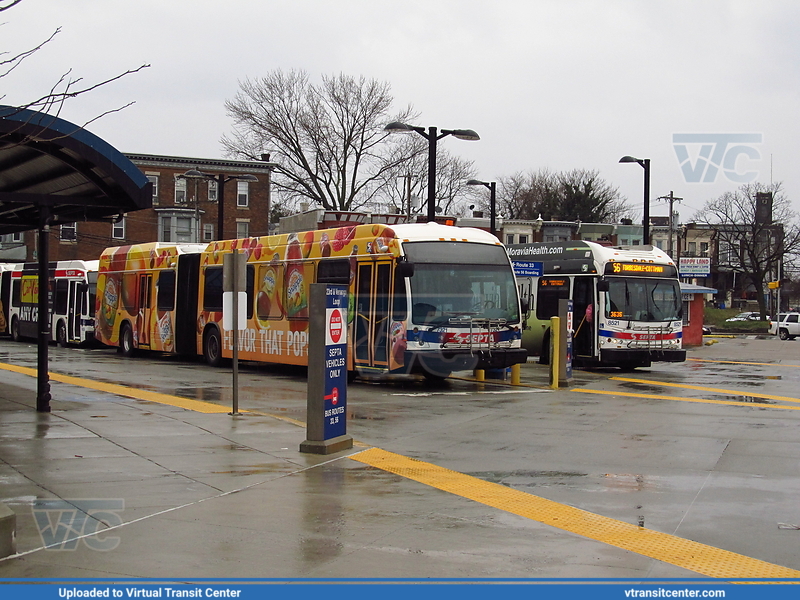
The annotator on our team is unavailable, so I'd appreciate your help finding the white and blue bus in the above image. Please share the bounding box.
[508,241,685,369]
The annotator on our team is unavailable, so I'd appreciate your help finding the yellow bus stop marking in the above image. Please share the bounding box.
[611,377,800,405]
[0,362,232,414]
[351,447,800,579]
[689,358,800,368]
[575,388,800,411]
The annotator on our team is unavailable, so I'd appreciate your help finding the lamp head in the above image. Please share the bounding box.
[619,155,640,164]
[449,129,480,141]
[384,121,415,134]
[181,169,212,180]
[466,179,488,187]
[234,174,259,182]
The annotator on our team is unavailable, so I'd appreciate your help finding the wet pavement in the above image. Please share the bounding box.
[0,336,800,580]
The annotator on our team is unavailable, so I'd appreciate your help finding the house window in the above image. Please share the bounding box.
[632,239,640,245]
[518,234,529,244]
[112,216,126,240]
[688,241,697,255]
[208,180,218,202]
[505,234,514,245]
[237,181,249,207]
[147,175,159,205]
[159,214,196,242]
[175,177,187,204]
[60,222,77,241]
[236,221,249,239]
[700,242,709,256]
[203,224,214,242]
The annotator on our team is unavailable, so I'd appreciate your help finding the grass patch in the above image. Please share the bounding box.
[704,307,770,332]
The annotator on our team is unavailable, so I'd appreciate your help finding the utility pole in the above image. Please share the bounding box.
[657,191,683,259]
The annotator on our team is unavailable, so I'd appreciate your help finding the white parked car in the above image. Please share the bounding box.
[725,311,762,322]
[769,313,800,340]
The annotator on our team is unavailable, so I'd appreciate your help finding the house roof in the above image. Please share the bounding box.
[0,106,152,235]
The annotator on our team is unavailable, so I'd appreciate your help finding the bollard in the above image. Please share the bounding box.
[510,363,521,385]
[550,316,561,390]
[474,369,485,381]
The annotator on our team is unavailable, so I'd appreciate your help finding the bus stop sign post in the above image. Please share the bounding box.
[301,283,353,455]
[223,249,247,416]
[550,299,573,388]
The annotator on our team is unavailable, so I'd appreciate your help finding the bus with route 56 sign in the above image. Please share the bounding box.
[508,241,685,370]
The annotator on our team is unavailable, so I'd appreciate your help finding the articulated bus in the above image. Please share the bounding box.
[94,223,528,380]
[8,260,100,346]
[508,241,685,369]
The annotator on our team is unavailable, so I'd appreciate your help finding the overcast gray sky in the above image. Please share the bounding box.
[5,0,798,220]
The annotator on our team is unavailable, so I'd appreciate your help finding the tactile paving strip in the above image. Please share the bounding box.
[351,447,800,579]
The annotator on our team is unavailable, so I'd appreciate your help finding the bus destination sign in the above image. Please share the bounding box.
[605,262,677,277]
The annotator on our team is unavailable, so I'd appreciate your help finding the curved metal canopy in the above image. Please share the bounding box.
[0,106,152,235]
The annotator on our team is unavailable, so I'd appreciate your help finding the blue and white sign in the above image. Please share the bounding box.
[324,284,348,440]
[512,260,543,277]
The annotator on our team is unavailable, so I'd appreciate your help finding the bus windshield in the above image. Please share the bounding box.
[604,277,682,322]
[403,242,520,326]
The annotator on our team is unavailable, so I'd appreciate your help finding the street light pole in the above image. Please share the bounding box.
[467,179,497,237]
[619,155,651,245]
[384,122,480,224]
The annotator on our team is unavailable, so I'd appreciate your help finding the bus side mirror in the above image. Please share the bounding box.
[597,279,610,292]
[520,297,530,314]
[78,282,89,293]
[397,261,415,278]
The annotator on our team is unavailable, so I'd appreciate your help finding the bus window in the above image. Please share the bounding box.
[11,280,19,308]
[157,270,176,311]
[536,277,570,320]
[203,266,223,312]
[392,266,407,320]
[246,265,254,320]
[317,259,349,284]
[54,279,68,314]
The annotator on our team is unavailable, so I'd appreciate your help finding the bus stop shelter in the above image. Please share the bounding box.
[0,106,152,411]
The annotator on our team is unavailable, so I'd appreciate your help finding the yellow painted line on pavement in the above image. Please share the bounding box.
[0,362,232,414]
[575,388,800,410]
[611,376,800,405]
[689,358,800,368]
[351,447,800,579]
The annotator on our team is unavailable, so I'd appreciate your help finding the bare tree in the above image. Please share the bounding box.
[497,168,631,223]
[1,0,148,133]
[223,69,419,212]
[694,182,800,318]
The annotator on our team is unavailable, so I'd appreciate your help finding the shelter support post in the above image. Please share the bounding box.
[37,208,51,413]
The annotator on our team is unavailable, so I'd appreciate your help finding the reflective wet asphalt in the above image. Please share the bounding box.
[1,335,800,580]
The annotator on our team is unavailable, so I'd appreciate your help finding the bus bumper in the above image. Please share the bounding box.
[406,348,529,378]
[599,348,686,366]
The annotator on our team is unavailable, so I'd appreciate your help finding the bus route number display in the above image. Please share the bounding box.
[606,262,667,275]
[324,285,348,440]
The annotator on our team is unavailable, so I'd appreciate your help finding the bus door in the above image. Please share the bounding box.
[67,280,78,341]
[137,273,153,348]
[354,260,391,372]
[572,277,595,359]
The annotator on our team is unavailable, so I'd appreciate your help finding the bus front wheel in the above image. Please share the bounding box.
[57,321,68,348]
[204,327,223,367]
[119,324,136,357]
[10,318,20,342]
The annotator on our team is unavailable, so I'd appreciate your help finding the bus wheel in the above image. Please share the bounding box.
[204,327,223,367]
[10,318,20,342]
[56,321,68,348]
[538,330,551,365]
[119,324,136,357]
